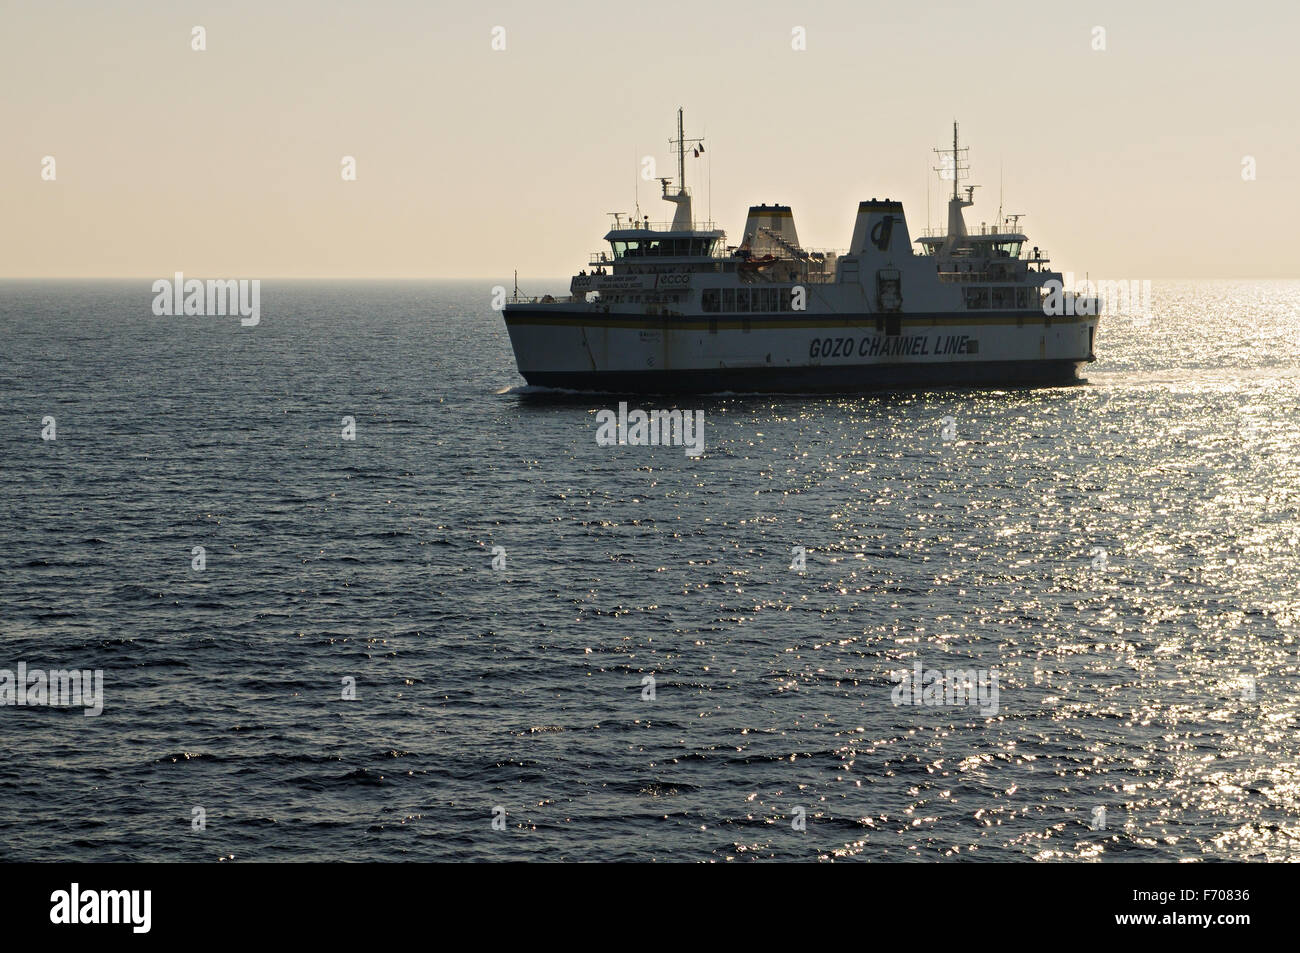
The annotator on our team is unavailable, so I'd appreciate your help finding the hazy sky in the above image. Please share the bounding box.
[3,0,1296,279]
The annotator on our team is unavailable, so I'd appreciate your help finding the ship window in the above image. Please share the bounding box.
[702,289,720,313]
[1015,287,1029,309]
[780,288,791,312]
[736,289,750,312]
[722,288,735,311]
[647,239,694,257]
[965,287,989,309]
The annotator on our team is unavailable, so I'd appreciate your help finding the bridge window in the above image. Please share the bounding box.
[611,237,717,259]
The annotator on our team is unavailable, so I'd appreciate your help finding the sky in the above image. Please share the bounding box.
[2,0,1297,280]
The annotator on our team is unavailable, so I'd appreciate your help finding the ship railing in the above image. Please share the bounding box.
[507,294,576,304]
[936,263,1052,283]
[589,249,730,266]
[925,245,1050,265]
[734,243,842,258]
[583,246,845,270]
[727,247,844,266]
[605,220,722,232]
[918,223,1028,238]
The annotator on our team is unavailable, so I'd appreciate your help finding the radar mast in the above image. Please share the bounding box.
[933,121,976,250]
[663,107,704,231]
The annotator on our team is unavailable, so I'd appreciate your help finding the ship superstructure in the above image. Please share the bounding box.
[502,111,1098,393]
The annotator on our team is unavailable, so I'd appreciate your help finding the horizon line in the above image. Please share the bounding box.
[4,275,1300,283]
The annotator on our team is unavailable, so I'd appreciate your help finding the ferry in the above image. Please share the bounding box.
[502,110,1099,393]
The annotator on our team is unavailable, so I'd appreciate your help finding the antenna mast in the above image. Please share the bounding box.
[668,106,704,195]
[664,107,705,230]
[953,122,959,201]
[933,121,970,201]
[998,161,1003,230]
[677,108,685,195]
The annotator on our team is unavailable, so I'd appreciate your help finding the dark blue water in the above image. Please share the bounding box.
[3,279,1299,861]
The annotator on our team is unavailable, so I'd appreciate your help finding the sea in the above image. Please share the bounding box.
[2,278,1298,861]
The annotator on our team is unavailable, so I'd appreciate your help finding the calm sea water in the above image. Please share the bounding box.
[2,279,1299,862]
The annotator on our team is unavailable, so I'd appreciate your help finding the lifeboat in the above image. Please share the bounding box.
[737,254,779,272]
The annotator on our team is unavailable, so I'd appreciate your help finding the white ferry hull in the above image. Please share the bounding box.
[504,308,1095,394]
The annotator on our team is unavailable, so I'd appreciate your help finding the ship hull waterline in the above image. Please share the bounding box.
[518,361,1086,394]
[504,308,1096,395]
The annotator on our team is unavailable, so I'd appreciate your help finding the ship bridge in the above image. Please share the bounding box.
[913,123,1056,285]
[583,108,729,271]
[917,225,1026,260]
[594,220,726,267]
